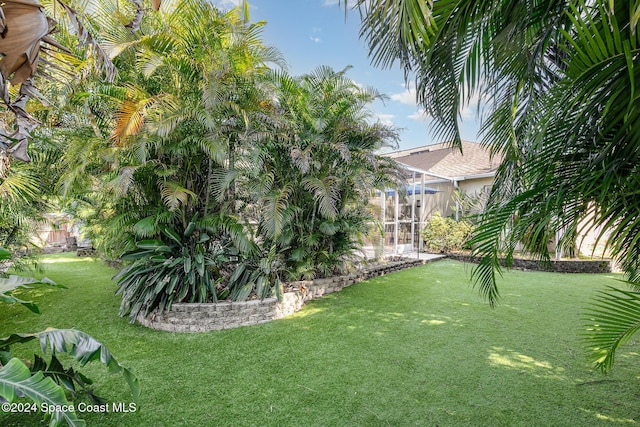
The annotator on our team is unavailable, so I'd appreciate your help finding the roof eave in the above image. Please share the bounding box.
[451,171,497,181]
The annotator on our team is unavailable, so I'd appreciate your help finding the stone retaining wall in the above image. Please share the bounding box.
[76,247,97,257]
[137,258,428,333]
[447,254,612,273]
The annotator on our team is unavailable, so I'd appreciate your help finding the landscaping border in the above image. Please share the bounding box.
[446,253,612,273]
[137,258,432,332]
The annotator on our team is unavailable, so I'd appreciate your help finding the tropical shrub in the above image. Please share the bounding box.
[55,0,279,258]
[421,212,473,253]
[0,248,139,426]
[40,0,281,319]
[115,213,259,321]
[250,67,402,280]
[226,247,285,302]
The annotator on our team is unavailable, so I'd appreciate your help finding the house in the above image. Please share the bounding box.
[375,141,608,259]
[389,140,501,218]
[371,141,501,254]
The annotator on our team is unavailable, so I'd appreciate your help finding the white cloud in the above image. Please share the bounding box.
[213,0,243,8]
[309,26,322,43]
[390,84,418,106]
[375,113,395,126]
[408,108,431,122]
[460,92,482,120]
[393,85,484,121]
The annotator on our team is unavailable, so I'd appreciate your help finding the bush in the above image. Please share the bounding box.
[421,212,473,253]
[114,214,248,322]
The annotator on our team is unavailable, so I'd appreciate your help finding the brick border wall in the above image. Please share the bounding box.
[446,254,612,273]
[137,258,430,333]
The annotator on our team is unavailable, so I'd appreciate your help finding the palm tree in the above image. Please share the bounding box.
[54,0,288,316]
[57,0,277,253]
[346,0,640,371]
[253,66,402,279]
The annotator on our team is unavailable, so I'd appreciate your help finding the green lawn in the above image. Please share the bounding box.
[1,253,639,426]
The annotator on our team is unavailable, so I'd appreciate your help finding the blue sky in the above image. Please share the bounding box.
[213,0,481,151]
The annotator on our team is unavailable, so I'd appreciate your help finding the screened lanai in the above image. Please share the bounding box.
[370,163,442,255]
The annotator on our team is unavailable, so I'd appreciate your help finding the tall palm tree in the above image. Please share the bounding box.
[55,0,283,316]
[347,0,640,371]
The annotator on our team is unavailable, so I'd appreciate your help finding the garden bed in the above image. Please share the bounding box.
[137,258,431,332]
[446,253,612,273]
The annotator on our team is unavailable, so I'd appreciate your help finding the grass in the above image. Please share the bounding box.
[1,253,639,426]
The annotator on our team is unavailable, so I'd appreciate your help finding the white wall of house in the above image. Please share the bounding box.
[458,177,493,195]
[576,205,612,258]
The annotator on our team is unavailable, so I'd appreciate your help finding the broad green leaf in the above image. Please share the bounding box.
[0,358,85,427]
[0,248,11,261]
[133,217,158,238]
[0,329,140,403]
[135,239,165,249]
[0,275,65,313]
[160,225,182,244]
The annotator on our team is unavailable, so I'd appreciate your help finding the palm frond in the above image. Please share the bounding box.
[159,180,196,211]
[583,286,640,373]
[302,176,340,221]
[111,99,149,145]
[259,184,295,239]
[0,169,40,203]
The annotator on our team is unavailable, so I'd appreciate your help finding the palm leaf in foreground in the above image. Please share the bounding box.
[583,286,640,373]
[0,328,140,402]
[0,358,85,427]
[0,275,64,313]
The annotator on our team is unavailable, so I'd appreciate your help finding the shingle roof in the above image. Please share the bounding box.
[388,141,501,180]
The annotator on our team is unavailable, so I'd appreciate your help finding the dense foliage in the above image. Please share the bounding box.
[0,0,401,322]
[421,212,473,254]
[254,67,401,279]
[28,0,401,319]
[0,134,63,268]
[114,217,237,321]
